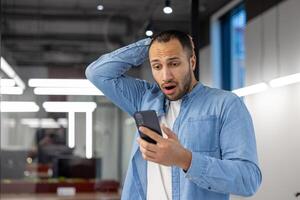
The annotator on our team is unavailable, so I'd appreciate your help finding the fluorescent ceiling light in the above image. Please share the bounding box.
[34,87,103,96]
[28,79,95,88]
[1,57,26,90]
[43,101,97,112]
[21,118,60,129]
[269,73,300,88]
[232,83,269,97]
[0,86,23,95]
[86,111,93,159]
[1,57,15,78]
[14,76,25,90]
[29,79,102,96]
[1,79,15,87]
[0,101,39,112]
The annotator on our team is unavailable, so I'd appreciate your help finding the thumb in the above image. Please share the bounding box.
[161,124,177,139]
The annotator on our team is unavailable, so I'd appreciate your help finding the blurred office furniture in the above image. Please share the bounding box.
[38,145,73,164]
[0,150,28,179]
[95,180,120,193]
[1,179,120,194]
[1,156,119,194]
[35,128,71,164]
[0,192,120,200]
[53,157,101,179]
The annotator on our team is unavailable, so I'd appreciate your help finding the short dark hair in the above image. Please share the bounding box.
[149,30,194,57]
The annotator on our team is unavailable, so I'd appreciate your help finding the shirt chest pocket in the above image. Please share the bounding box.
[182,115,219,152]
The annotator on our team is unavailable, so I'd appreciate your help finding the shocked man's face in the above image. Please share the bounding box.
[149,38,197,101]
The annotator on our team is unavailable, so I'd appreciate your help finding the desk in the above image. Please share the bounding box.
[1,193,120,200]
[1,179,119,193]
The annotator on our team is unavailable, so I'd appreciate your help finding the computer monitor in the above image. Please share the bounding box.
[53,157,101,179]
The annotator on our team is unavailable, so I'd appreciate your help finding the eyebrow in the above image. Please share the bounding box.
[167,57,180,61]
[150,59,160,64]
[150,57,180,63]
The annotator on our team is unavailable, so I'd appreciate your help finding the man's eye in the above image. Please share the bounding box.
[171,62,180,67]
[152,65,161,70]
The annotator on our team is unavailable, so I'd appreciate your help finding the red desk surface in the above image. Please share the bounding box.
[1,179,119,194]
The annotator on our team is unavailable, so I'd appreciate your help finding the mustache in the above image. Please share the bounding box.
[154,79,177,88]
[161,80,176,84]
[161,81,177,88]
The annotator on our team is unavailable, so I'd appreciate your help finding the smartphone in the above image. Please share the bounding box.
[133,110,162,144]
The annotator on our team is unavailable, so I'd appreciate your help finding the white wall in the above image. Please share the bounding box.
[244,0,300,86]
[202,0,300,199]
[242,84,300,200]
[240,1,300,199]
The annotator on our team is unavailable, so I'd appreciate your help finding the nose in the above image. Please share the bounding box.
[162,66,173,82]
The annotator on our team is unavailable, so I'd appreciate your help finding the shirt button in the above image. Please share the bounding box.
[208,186,211,190]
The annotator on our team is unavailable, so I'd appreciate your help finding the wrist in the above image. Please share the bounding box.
[179,148,192,171]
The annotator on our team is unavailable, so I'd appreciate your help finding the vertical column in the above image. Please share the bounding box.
[68,112,75,148]
[191,0,200,81]
[86,111,93,159]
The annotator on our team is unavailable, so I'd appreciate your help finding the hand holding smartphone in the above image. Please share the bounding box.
[133,110,162,144]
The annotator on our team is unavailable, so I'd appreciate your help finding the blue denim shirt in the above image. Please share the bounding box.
[86,38,262,200]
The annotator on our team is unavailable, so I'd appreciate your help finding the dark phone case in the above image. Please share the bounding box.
[133,110,162,144]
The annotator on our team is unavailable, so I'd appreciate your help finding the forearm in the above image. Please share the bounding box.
[85,38,151,80]
[185,152,262,197]
[85,38,152,115]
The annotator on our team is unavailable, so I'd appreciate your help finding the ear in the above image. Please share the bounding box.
[190,55,196,71]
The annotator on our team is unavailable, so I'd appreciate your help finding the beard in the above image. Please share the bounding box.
[156,64,194,101]
[168,68,193,101]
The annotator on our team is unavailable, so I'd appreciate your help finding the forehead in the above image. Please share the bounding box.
[149,39,185,60]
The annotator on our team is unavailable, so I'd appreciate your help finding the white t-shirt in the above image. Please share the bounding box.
[147,100,182,200]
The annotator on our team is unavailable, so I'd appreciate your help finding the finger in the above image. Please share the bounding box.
[139,138,158,153]
[161,124,177,139]
[139,146,156,160]
[139,126,163,143]
[136,137,142,145]
[143,156,157,163]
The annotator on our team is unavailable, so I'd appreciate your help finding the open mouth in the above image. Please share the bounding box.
[162,83,177,95]
[164,85,176,90]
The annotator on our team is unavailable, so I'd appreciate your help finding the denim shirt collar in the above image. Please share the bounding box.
[162,82,204,114]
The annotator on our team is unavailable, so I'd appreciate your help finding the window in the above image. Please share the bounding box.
[211,2,246,90]
[220,4,246,90]
[231,5,246,90]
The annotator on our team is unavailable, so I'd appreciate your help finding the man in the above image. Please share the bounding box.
[86,30,262,200]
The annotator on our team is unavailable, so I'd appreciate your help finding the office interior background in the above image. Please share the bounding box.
[1,0,299,199]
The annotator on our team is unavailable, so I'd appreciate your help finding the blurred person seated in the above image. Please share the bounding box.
[29,127,73,165]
